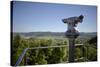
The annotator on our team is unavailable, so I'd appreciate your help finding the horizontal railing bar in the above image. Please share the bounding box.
[28,45,67,49]
[28,44,83,49]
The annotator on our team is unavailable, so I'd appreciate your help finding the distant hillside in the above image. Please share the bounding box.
[79,32,97,38]
[13,32,97,39]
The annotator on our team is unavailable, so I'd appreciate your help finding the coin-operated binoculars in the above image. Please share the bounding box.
[62,15,84,62]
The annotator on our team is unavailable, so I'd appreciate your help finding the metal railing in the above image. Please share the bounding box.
[14,44,83,66]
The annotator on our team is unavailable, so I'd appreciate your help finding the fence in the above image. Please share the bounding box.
[14,44,88,66]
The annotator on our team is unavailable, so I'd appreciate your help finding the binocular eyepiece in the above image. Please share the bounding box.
[79,15,84,20]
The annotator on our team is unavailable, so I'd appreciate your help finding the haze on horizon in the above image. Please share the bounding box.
[12,1,97,33]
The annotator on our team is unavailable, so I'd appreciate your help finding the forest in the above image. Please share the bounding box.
[11,33,97,66]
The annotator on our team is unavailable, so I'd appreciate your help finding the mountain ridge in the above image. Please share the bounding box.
[13,32,97,39]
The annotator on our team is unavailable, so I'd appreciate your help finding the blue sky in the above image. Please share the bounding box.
[12,1,97,32]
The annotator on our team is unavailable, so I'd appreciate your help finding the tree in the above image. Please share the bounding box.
[12,34,22,65]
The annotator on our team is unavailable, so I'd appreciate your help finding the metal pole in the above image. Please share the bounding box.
[68,37,75,62]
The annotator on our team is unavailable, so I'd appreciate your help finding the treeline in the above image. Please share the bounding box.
[11,34,97,66]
